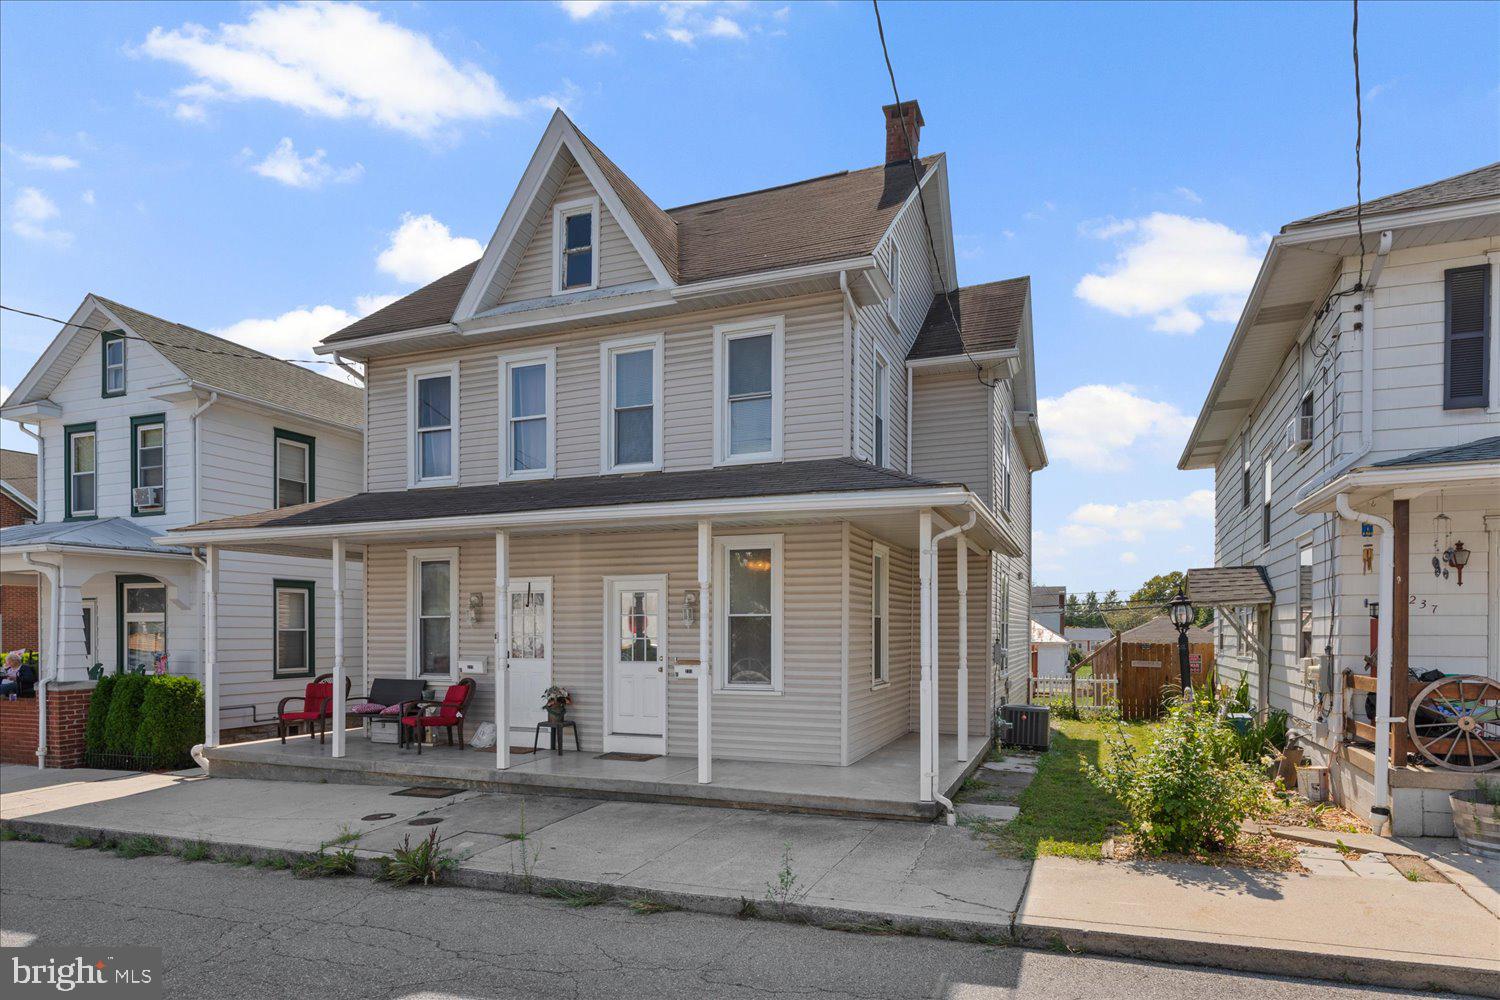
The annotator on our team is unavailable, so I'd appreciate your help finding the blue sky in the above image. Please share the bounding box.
[2,1,1497,596]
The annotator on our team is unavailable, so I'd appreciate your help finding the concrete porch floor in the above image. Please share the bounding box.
[201,731,991,821]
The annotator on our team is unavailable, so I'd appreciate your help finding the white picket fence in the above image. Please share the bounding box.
[1029,675,1118,708]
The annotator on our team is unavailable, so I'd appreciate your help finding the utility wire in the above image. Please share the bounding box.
[871,0,998,390]
[1352,0,1366,288]
[0,303,343,366]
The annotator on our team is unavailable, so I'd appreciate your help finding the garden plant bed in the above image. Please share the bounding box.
[1105,829,1305,873]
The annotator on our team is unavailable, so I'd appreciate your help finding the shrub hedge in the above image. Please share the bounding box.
[84,674,117,754]
[133,675,204,766]
[103,674,150,756]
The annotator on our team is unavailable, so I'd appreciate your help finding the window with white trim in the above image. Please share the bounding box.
[1240,435,1251,510]
[1298,540,1315,659]
[499,350,554,480]
[410,366,457,485]
[715,318,783,464]
[410,550,458,679]
[1261,455,1274,546]
[132,417,165,514]
[886,241,901,320]
[873,351,889,468]
[601,335,662,472]
[715,534,783,691]
[554,197,598,293]
[67,426,97,518]
[1001,411,1012,514]
[102,333,125,397]
[872,542,889,685]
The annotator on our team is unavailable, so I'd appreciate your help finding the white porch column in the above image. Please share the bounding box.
[203,546,219,749]
[918,510,934,802]
[331,538,347,758]
[23,557,59,769]
[929,531,941,778]
[697,519,712,784]
[956,536,969,762]
[494,529,510,770]
[1486,515,1500,675]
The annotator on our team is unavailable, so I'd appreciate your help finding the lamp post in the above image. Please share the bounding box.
[1169,588,1194,695]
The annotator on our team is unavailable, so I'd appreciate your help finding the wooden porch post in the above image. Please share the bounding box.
[1391,499,1410,766]
[203,545,219,749]
[494,530,510,770]
[918,510,934,802]
[956,536,969,762]
[697,519,712,784]
[331,538,346,759]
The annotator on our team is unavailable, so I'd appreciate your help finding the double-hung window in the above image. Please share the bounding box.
[101,332,125,397]
[873,350,889,468]
[273,580,315,678]
[65,423,97,519]
[886,241,901,320]
[410,549,458,679]
[1261,456,1274,546]
[1297,541,1314,660]
[131,414,165,516]
[716,534,783,692]
[715,318,783,464]
[1001,411,1013,514]
[274,429,315,507]
[554,197,598,293]
[499,350,555,480]
[602,335,663,472]
[120,580,166,674]
[872,542,889,686]
[409,365,458,486]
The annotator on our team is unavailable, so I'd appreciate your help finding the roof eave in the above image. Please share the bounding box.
[149,379,364,433]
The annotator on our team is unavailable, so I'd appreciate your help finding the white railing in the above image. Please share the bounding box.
[1029,675,1118,708]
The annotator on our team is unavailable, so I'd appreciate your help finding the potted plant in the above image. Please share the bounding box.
[1451,778,1500,858]
[542,686,572,725]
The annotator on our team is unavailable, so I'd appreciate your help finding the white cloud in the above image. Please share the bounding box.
[10,150,80,171]
[173,102,208,123]
[376,213,482,284]
[584,40,615,56]
[355,293,400,316]
[1075,212,1264,334]
[214,304,364,384]
[1173,186,1202,204]
[1119,551,1139,565]
[9,187,72,247]
[248,137,363,188]
[1067,490,1216,545]
[559,0,615,18]
[138,2,521,138]
[705,15,746,39]
[1038,384,1194,472]
[81,190,96,206]
[529,80,582,114]
[565,1,762,46]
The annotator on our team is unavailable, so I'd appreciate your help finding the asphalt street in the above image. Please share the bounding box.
[0,841,1470,1000]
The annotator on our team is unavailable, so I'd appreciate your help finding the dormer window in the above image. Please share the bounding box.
[554,197,598,293]
[101,332,125,397]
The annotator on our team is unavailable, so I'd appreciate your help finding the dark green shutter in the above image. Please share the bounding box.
[1444,265,1490,409]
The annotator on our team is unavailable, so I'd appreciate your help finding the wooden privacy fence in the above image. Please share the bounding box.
[1030,675,1118,710]
[1074,634,1216,721]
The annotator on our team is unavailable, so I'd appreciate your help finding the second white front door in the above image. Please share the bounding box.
[605,576,667,746]
[507,578,552,732]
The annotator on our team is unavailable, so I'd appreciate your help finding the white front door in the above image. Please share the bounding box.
[605,576,667,748]
[507,578,552,733]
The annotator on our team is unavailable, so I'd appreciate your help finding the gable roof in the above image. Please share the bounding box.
[324,121,938,346]
[0,448,37,509]
[1030,620,1067,645]
[1370,435,1500,469]
[1284,162,1500,230]
[90,297,364,430]
[908,277,1029,361]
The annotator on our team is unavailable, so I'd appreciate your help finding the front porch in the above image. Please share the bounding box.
[201,730,991,821]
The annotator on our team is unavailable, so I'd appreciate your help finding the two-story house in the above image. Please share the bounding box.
[1180,163,1500,835]
[0,296,365,765]
[171,104,1046,819]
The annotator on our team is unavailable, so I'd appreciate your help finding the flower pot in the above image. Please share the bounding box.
[546,707,566,726]
[1450,789,1500,858]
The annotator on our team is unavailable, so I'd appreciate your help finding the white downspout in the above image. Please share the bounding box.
[1339,230,1393,476]
[905,366,915,474]
[18,423,43,522]
[189,392,219,525]
[22,554,60,769]
[840,272,865,462]
[1335,493,1394,833]
[928,510,977,825]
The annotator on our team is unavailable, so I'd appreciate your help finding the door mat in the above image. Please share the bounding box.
[390,786,460,798]
[468,745,536,754]
[594,752,660,762]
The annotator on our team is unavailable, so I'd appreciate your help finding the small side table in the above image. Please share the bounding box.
[533,719,581,755]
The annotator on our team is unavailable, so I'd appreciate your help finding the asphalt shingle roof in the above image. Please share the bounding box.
[1283,162,1500,230]
[0,448,37,503]
[95,297,364,430]
[176,458,944,534]
[1371,435,1500,468]
[1120,616,1214,645]
[908,277,1029,361]
[1186,566,1274,606]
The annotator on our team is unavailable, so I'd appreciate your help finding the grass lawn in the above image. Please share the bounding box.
[987,717,1156,860]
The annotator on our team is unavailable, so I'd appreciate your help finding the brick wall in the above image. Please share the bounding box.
[0,490,34,528]
[0,684,93,767]
[1,490,40,654]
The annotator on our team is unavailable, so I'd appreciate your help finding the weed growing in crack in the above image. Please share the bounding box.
[377,829,455,886]
[295,847,358,879]
[113,836,168,859]
[178,841,213,863]
[508,801,540,890]
[625,897,681,916]
[764,841,808,912]
[322,825,361,849]
[256,853,293,871]
[68,835,99,850]
[542,886,611,908]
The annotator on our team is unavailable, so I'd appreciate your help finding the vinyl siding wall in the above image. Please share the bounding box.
[909,370,993,507]
[363,293,849,492]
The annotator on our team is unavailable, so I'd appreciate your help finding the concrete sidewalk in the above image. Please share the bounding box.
[3,765,1496,996]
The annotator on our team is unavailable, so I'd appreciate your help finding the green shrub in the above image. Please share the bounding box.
[133,675,204,767]
[1088,697,1270,854]
[1233,709,1289,764]
[84,675,118,754]
[103,674,150,756]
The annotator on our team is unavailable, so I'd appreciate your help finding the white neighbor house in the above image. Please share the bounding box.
[0,296,365,756]
[167,104,1048,818]
[1181,164,1500,835]
[1029,619,1069,679]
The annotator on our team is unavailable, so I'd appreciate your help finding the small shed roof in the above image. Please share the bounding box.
[1186,566,1273,606]
[1119,616,1214,645]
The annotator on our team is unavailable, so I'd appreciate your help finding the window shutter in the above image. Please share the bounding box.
[1444,265,1490,409]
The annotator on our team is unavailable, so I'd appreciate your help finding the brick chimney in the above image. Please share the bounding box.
[883,100,924,164]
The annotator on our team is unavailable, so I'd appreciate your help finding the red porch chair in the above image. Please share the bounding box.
[401,678,476,754]
[277,672,352,745]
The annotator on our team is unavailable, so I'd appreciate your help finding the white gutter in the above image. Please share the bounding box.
[154,381,360,435]
[189,392,219,525]
[905,348,1019,372]
[1296,461,1500,515]
[333,354,366,386]
[21,553,60,770]
[1335,493,1394,833]
[18,422,43,522]
[926,510,977,826]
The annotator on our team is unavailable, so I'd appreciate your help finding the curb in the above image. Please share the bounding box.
[4,815,1495,997]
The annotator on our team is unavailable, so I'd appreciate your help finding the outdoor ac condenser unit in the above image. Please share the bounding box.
[999,704,1050,751]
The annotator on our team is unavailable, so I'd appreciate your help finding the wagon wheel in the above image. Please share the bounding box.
[1406,675,1500,772]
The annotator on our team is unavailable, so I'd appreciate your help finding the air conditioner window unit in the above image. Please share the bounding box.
[1284,414,1311,452]
[132,486,162,509]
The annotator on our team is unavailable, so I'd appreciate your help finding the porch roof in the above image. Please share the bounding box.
[165,458,1019,556]
[1186,566,1273,606]
[1295,441,1500,515]
[0,517,193,559]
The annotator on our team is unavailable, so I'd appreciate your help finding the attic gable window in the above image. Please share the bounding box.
[554,197,598,294]
[101,332,125,397]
